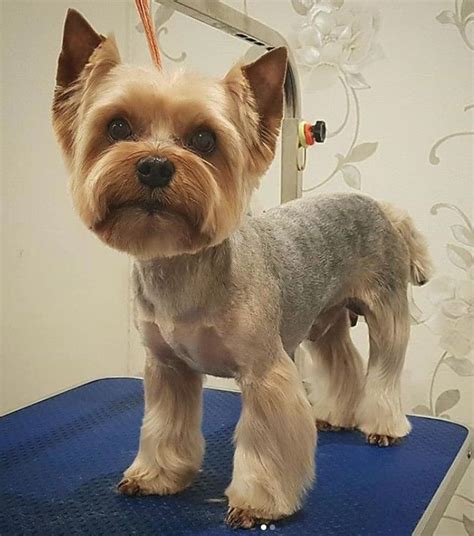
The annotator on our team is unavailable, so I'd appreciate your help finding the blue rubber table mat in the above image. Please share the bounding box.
[0,378,468,535]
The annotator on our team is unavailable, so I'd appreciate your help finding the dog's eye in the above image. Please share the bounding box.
[108,118,132,141]
[188,129,216,154]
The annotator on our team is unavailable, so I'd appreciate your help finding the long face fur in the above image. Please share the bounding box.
[52,9,288,260]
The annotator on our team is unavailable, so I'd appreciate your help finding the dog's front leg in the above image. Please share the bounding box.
[118,322,204,496]
[225,351,316,529]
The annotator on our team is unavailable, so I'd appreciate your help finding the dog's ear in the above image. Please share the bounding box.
[56,9,120,89]
[224,47,287,131]
[242,47,288,132]
[53,9,120,160]
[56,9,105,86]
[224,47,287,179]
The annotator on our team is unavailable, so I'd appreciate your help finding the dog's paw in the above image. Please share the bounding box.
[117,474,191,496]
[316,419,354,432]
[366,433,401,447]
[117,477,143,496]
[316,419,342,432]
[225,507,270,529]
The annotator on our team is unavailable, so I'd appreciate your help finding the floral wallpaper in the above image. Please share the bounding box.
[411,202,473,421]
[134,0,473,532]
[291,0,381,192]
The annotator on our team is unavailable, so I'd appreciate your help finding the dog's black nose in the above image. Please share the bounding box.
[136,157,175,188]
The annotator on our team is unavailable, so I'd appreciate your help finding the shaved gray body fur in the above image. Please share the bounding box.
[134,193,407,371]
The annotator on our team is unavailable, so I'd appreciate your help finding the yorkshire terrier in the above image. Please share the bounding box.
[52,9,432,529]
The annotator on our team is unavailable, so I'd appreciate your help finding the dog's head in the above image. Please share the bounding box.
[52,9,287,259]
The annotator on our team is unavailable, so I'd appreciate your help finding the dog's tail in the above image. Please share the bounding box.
[379,202,433,286]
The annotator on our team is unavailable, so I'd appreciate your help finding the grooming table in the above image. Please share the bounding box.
[1,378,471,535]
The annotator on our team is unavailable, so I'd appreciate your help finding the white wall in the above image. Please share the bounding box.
[0,1,133,413]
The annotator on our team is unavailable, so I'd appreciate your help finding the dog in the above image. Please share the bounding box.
[52,9,432,529]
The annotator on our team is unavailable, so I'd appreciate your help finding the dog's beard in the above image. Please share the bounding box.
[94,204,205,260]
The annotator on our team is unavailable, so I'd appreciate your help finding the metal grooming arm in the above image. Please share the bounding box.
[154,0,304,203]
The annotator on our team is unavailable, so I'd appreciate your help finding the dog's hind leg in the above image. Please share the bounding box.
[302,307,364,431]
[355,294,412,447]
